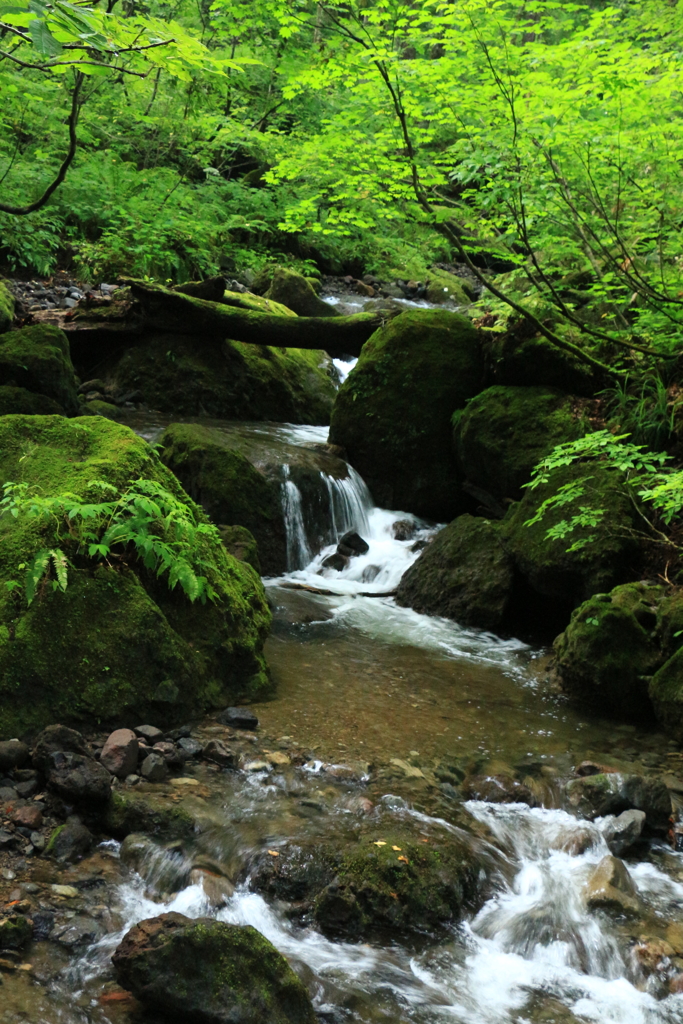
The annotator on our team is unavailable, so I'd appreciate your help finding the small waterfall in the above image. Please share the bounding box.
[281,466,312,571]
[322,465,372,539]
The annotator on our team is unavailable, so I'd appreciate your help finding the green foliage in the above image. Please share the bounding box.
[601,371,683,451]
[0,476,223,605]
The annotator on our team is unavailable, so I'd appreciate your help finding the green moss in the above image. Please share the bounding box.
[650,641,683,743]
[553,583,661,717]
[0,325,79,415]
[85,399,124,420]
[0,386,63,416]
[0,280,14,334]
[45,823,67,854]
[159,422,285,575]
[0,416,272,736]
[396,514,514,630]
[424,268,470,305]
[103,791,196,840]
[221,289,297,317]
[329,309,484,519]
[218,525,261,574]
[502,462,639,606]
[0,915,32,949]
[454,386,583,500]
[265,267,338,318]
[115,333,336,425]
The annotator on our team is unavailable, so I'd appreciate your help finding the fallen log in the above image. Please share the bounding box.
[279,581,397,598]
[121,279,393,358]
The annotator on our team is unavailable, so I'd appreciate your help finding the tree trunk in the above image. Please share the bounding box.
[123,279,391,358]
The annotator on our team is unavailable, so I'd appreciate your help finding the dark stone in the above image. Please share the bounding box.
[321,552,348,572]
[461,774,536,806]
[14,779,39,799]
[217,707,259,731]
[140,753,168,783]
[48,820,93,863]
[46,751,112,804]
[565,773,671,830]
[32,725,90,774]
[177,737,203,759]
[391,520,416,541]
[202,740,238,768]
[134,725,164,744]
[336,531,369,557]
[32,911,55,940]
[0,740,29,773]
[112,912,317,1024]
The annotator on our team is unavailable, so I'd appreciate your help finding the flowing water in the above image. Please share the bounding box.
[8,420,683,1023]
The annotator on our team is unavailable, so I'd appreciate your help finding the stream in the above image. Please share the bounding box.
[3,419,683,1024]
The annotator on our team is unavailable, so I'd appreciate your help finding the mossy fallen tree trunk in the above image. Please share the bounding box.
[123,279,392,357]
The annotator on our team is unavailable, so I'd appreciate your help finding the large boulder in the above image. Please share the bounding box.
[329,309,484,519]
[265,267,338,318]
[0,325,80,415]
[484,326,599,396]
[453,385,583,502]
[0,281,15,334]
[565,772,671,831]
[113,335,336,424]
[396,515,514,631]
[159,423,286,576]
[501,462,639,608]
[112,913,316,1024]
[0,416,271,738]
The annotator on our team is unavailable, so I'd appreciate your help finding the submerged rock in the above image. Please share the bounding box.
[112,912,317,1024]
[600,809,646,856]
[329,309,484,520]
[0,416,271,737]
[396,515,514,631]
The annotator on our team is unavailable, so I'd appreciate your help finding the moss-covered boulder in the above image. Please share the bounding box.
[553,583,662,717]
[159,423,285,576]
[329,309,484,519]
[396,515,514,631]
[0,325,79,415]
[218,525,261,573]
[424,268,471,306]
[454,386,583,501]
[102,790,196,841]
[0,280,14,334]
[84,398,124,420]
[485,328,599,396]
[0,416,271,737]
[650,648,683,744]
[501,462,639,607]
[0,385,63,416]
[112,913,316,1024]
[114,333,336,424]
[264,267,338,318]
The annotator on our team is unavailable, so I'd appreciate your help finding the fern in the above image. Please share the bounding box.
[1,478,222,606]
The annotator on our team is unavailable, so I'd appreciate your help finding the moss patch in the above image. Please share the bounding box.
[0,415,272,737]
[265,267,338,318]
[0,386,63,416]
[103,791,196,840]
[0,325,79,415]
[0,281,14,334]
[329,309,484,519]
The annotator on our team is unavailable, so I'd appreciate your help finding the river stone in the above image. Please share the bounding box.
[135,725,164,744]
[47,820,93,863]
[203,739,238,767]
[46,750,112,804]
[0,915,32,949]
[337,531,369,557]
[584,854,640,917]
[102,791,195,841]
[140,753,168,783]
[0,740,29,773]
[461,774,535,806]
[112,912,317,1024]
[600,809,646,856]
[565,773,671,830]
[217,707,259,731]
[32,725,90,774]
[177,737,203,758]
[396,515,514,631]
[100,729,139,779]
[11,805,42,830]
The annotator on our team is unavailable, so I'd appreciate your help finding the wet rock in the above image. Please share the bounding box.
[0,787,18,803]
[360,564,380,583]
[100,729,139,779]
[584,854,640,917]
[217,707,259,731]
[102,791,195,841]
[177,737,203,759]
[634,937,675,975]
[32,911,54,940]
[140,754,168,783]
[391,519,416,541]
[152,741,185,768]
[337,531,369,557]
[119,833,157,871]
[189,869,235,908]
[397,515,514,632]
[112,912,317,1024]
[462,774,535,806]
[14,779,38,799]
[549,825,596,856]
[46,751,112,804]
[53,915,103,948]
[0,741,29,773]
[321,552,348,572]
[11,806,42,830]
[565,773,671,830]
[600,809,646,855]
[203,740,238,768]
[134,725,164,744]
[46,820,93,863]
[0,915,32,949]
[32,725,90,774]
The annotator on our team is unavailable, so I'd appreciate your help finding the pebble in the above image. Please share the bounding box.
[29,833,44,850]
[170,778,200,787]
[243,761,270,772]
[51,885,79,898]
[1,869,14,881]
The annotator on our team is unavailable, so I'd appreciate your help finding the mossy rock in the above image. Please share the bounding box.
[329,309,484,519]
[102,790,196,841]
[424,268,470,306]
[114,333,336,425]
[218,525,261,574]
[501,462,640,607]
[85,399,124,420]
[159,423,285,576]
[265,267,338,318]
[0,324,79,415]
[553,583,662,717]
[0,280,14,334]
[112,913,316,1024]
[0,416,272,737]
[396,515,514,631]
[454,385,583,501]
[650,649,683,744]
[488,331,599,396]
[0,385,63,416]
